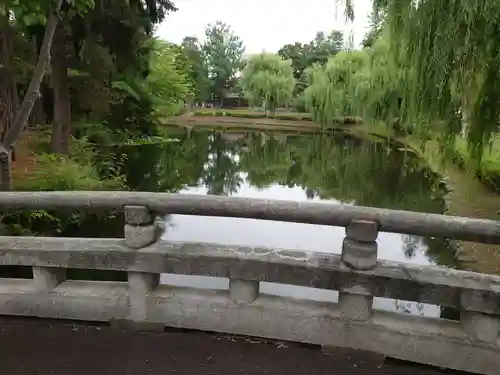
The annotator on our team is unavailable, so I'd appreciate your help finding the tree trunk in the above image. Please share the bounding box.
[0,146,12,191]
[0,0,63,190]
[50,23,71,154]
[0,12,19,190]
[461,94,470,139]
[30,91,46,127]
[3,0,63,150]
[29,36,46,127]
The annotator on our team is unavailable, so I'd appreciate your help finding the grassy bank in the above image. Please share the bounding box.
[345,122,500,274]
[190,108,363,125]
[405,138,500,274]
[450,136,500,192]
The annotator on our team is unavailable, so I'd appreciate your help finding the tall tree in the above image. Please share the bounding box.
[304,51,369,124]
[278,30,343,96]
[148,39,193,116]
[307,30,344,66]
[0,0,68,190]
[69,0,177,137]
[350,0,500,158]
[361,6,385,48]
[241,53,295,113]
[50,22,71,153]
[277,42,308,95]
[202,21,245,106]
[182,36,210,105]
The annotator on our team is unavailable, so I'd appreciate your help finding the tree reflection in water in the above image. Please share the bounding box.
[2,127,462,319]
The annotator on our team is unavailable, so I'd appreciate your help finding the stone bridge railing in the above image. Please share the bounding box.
[0,192,499,374]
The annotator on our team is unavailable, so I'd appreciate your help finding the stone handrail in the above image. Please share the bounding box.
[1,191,500,243]
[0,192,499,374]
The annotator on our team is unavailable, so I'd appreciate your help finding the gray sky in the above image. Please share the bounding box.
[155,0,372,54]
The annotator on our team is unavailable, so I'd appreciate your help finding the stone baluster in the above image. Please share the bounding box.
[460,290,500,345]
[124,205,161,249]
[124,205,162,331]
[339,220,379,321]
[229,279,259,304]
[33,267,66,292]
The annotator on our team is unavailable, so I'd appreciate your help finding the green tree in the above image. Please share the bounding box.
[241,53,295,113]
[182,36,210,105]
[202,21,245,106]
[349,0,500,158]
[0,0,73,190]
[308,31,344,66]
[361,7,385,48]
[304,50,369,124]
[148,39,193,116]
[278,30,343,96]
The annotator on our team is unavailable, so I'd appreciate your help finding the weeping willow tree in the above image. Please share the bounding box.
[304,50,369,125]
[342,0,500,159]
[241,53,295,113]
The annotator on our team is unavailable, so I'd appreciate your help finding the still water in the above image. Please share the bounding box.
[2,127,459,318]
[98,127,457,318]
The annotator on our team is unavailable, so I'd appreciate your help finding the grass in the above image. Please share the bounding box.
[406,137,500,275]
[191,108,362,125]
[450,136,500,192]
[348,122,500,274]
[193,108,312,121]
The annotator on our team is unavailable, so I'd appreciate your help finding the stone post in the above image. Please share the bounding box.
[229,279,259,304]
[124,205,161,249]
[339,220,379,321]
[460,290,500,344]
[124,205,163,331]
[33,266,66,292]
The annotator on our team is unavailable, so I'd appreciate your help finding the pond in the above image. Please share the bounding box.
[3,126,461,319]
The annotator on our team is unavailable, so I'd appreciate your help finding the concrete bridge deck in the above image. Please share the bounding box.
[0,317,464,375]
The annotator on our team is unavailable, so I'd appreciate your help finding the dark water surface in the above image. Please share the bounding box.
[5,127,461,318]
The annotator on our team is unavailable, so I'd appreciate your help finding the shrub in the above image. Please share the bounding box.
[18,136,125,192]
[19,153,123,191]
[291,94,307,113]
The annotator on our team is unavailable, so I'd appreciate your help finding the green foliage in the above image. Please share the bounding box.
[241,53,295,113]
[62,0,177,141]
[193,109,311,121]
[291,93,307,113]
[350,0,500,160]
[202,21,245,103]
[21,154,112,190]
[353,33,404,127]
[182,36,210,104]
[304,51,370,124]
[147,39,193,116]
[362,7,385,48]
[278,30,344,95]
[19,136,124,191]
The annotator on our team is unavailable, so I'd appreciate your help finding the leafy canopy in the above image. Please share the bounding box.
[344,0,500,158]
[202,21,245,102]
[241,53,296,112]
[147,39,193,116]
[304,51,369,124]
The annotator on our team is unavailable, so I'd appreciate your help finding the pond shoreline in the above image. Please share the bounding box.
[349,124,500,275]
[162,119,500,274]
[402,138,500,274]
[11,121,500,275]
